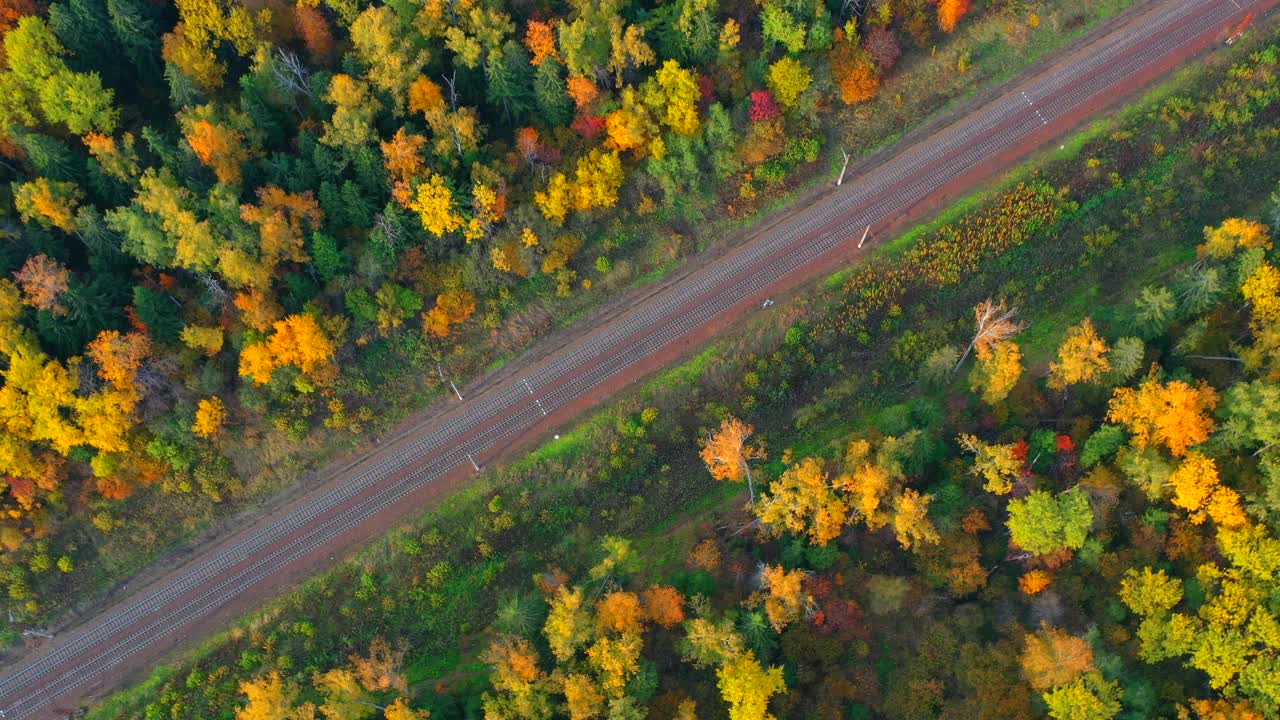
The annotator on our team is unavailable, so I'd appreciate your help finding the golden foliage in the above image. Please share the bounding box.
[13,177,82,232]
[759,564,808,631]
[410,174,464,238]
[716,651,786,720]
[755,457,848,546]
[1019,570,1052,595]
[596,591,644,636]
[192,397,227,438]
[1020,625,1095,691]
[422,289,477,338]
[238,314,336,384]
[970,340,1023,405]
[1049,319,1111,390]
[1198,218,1272,259]
[891,488,940,550]
[1107,377,1218,457]
[958,434,1023,495]
[641,585,686,628]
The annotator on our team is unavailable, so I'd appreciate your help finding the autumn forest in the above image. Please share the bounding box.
[2,0,1280,715]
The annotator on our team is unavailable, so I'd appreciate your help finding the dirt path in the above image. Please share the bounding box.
[0,0,1271,716]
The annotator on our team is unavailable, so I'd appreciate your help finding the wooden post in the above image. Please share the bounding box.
[857,225,871,248]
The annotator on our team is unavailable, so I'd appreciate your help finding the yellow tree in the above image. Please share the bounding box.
[766,56,811,108]
[606,17,655,86]
[834,433,916,530]
[181,325,225,356]
[970,340,1023,405]
[544,586,593,662]
[1240,261,1280,377]
[650,60,700,135]
[562,673,605,720]
[323,74,382,149]
[957,434,1023,495]
[570,149,624,213]
[1048,318,1111,390]
[699,416,766,501]
[535,172,572,225]
[604,88,655,155]
[236,672,312,720]
[755,457,848,546]
[1107,377,1218,457]
[382,698,430,720]
[586,633,642,697]
[349,6,429,108]
[716,651,786,720]
[1166,452,1247,528]
[314,668,372,720]
[240,186,323,270]
[891,488,940,550]
[463,182,505,243]
[410,174,464,237]
[1198,218,1272,259]
[239,314,337,385]
[193,397,227,438]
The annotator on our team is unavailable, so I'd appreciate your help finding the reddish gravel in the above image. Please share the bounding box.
[0,0,1272,716]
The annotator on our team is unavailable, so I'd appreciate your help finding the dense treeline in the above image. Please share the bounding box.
[0,0,994,622]
[85,33,1280,720]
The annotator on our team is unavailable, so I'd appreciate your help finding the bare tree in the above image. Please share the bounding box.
[198,273,229,307]
[271,49,315,103]
[956,299,1027,369]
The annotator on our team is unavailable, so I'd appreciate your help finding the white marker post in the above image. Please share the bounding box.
[467,454,480,472]
[836,148,851,186]
[857,225,871,248]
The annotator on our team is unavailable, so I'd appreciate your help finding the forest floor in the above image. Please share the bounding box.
[1,0,1271,716]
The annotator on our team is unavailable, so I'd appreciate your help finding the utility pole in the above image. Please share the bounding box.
[836,148,851,186]
[467,454,480,472]
[857,225,871,248]
[437,363,463,401]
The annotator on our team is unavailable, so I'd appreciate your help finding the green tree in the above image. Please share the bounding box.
[308,232,347,281]
[533,58,572,127]
[132,285,183,342]
[1006,487,1093,556]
